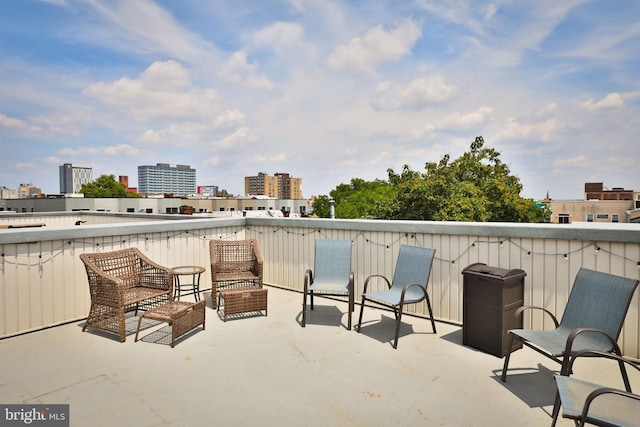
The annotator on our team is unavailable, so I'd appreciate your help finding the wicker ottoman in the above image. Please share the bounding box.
[219,287,268,321]
[135,300,206,347]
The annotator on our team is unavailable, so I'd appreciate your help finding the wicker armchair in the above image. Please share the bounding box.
[80,248,173,342]
[209,239,263,308]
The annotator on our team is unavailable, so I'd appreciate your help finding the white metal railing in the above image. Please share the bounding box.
[1,214,639,357]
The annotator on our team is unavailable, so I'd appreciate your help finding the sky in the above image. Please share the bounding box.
[1,0,639,200]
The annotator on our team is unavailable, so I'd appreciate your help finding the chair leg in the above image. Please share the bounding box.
[550,391,561,427]
[356,296,366,333]
[302,290,307,327]
[347,287,354,330]
[393,304,404,349]
[425,294,437,333]
[501,333,516,382]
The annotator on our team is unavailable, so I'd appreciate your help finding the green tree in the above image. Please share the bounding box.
[310,194,332,218]
[79,174,142,198]
[386,136,549,222]
[330,178,394,219]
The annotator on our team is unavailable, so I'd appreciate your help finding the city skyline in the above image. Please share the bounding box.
[1,1,639,200]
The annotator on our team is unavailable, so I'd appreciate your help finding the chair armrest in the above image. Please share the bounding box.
[90,273,124,304]
[514,305,560,328]
[399,283,426,304]
[581,386,640,423]
[139,263,173,291]
[561,328,623,375]
[134,251,173,291]
[362,274,391,293]
[304,269,313,292]
[561,348,640,391]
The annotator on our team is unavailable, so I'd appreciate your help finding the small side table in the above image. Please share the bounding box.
[172,266,206,302]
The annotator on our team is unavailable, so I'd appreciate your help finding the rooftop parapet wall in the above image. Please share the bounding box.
[1,214,638,357]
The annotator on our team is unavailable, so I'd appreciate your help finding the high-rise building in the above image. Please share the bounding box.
[1,186,17,199]
[17,183,41,199]
[275,172,303,200]
[138,163,196,196]
[59,163,92,194]
[244,172,302,199]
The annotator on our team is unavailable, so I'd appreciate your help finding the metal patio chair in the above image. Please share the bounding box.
[501,268,639,383]
[301,239,354,330]
[553,349,640,427]
[356,245,437,349]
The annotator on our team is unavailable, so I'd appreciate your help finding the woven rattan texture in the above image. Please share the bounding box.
[80,248,173,342]
[209,239,263,308]
[136,300,206,347]
[219,287,268,321]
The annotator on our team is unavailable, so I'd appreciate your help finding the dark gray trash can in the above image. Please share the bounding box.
[462,263,526,357]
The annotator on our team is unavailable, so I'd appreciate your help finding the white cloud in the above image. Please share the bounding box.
[214,110,246,127]
[251,22,305,53]
[537,102,558,116]
[16,162,37,169]
[0,114,42,134]
[246,152,291,163]
[499,117,558,140]
[0,112,86,137]
[203,155,220,166]
[327,18,422,76]
[84,60,223,121]
[579,92,624,111]
[58,144,138,157]
[422,107,493,133]
[553,156,587,167]
[78,0,213,61]
[217,51,274,90]
[371,76,458,110]
[214,126,253,149]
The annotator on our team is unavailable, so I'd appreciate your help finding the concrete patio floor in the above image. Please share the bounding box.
[0,286,628,426]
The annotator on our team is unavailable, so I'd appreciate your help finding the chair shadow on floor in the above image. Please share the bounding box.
[79,311,157,342]
[440,327,558,415]
[492,364,559,414]
[356,314,417,346]
[297,305,346,328]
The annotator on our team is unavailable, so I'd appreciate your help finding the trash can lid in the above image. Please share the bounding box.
[462,262,526,279]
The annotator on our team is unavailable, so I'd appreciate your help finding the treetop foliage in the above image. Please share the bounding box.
[79,174,142,198]
[312,136,550,222]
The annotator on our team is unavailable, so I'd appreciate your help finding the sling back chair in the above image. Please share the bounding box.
[302,239,354,330]
[553,349,640,427]
[356,245,437,349]
[501,268,638,383]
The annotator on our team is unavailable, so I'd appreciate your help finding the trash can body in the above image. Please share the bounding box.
[462,263,526,357]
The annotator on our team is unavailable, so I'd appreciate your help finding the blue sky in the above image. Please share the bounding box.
[1,0,639,200]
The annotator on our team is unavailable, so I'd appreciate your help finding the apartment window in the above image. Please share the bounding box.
[127,208,135,213]
[146,208,153,213]
[586,213,594,222]
[166,207,178,214]
[596,214,609,220]
[219,207,225,211]
[612,214,619,223]
[558,214,570,224]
